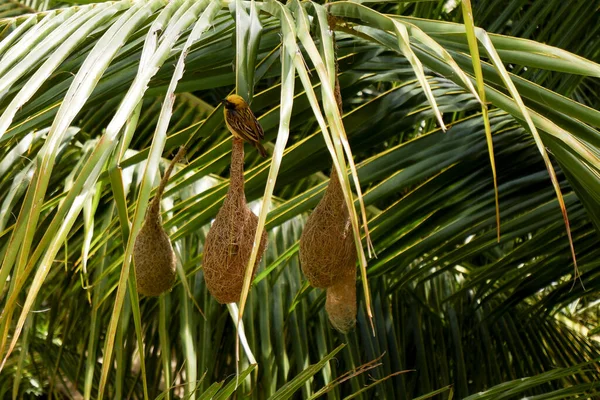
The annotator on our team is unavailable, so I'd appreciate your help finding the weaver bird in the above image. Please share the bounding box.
[222,94,268,158]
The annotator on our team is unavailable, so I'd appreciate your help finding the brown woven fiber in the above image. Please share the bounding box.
[202,138,268,304]
[134,147,186,297]
[299,170,356,288]
[325,271,356,333]
[299,39,357,288]
[301,20,359,332]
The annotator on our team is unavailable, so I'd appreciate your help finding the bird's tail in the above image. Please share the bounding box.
[256,142,268,158]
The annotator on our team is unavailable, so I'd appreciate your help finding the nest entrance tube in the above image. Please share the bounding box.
[325,272,357,334]
[203,138,268,304]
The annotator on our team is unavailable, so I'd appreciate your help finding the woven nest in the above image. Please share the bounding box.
[305,18,358,334]
[299,170,356,288]
[134,147,185,297]
[325,271,356,333]
[134,215,177,297]
[203,138,268,304]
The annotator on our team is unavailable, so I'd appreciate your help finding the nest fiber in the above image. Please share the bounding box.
[299,170,356,288]
[203,138,268,304]
[134,217,177,297]
[134,148,185,297]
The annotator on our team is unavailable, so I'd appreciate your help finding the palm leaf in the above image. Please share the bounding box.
[1,1,599,399]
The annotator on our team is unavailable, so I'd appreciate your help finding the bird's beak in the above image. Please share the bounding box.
[221,98,227,104]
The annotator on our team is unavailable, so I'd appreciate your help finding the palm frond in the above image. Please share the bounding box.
[1,1,599,399]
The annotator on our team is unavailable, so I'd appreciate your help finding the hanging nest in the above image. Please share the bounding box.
[299,170,356,288]
[325,271,356,334]
[134,147,186,297]
[203,138,268,304]
[299,21,358,288]
[301,21,359,333]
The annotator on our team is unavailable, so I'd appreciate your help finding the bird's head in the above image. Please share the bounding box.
[222,94,248,110]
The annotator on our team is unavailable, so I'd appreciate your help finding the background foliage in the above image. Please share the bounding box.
[0,0,599,399]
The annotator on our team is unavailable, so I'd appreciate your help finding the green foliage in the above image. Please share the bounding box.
[0,0,599,399]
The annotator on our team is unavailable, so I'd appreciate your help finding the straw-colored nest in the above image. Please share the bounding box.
[134,215,177,297]
[133,148,185,297]
[312,19,358,334]
[299,170,356,288]
[325,271,357,333]
[203,138,268,304]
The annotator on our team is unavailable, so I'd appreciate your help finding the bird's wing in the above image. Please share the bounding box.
[251,111,264,140]
[229,108,263,142]
[243,108,264,140]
